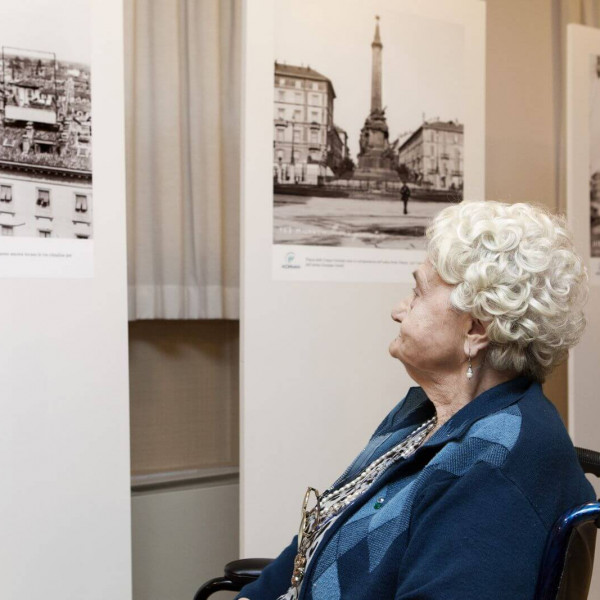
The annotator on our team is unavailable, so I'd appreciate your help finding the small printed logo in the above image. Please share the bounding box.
[282,251,300,269]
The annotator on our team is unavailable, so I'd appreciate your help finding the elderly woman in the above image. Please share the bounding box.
[237,201,595,600]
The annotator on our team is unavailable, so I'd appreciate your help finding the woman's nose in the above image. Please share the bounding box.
[391,305,404,323]
[391,297,411,322]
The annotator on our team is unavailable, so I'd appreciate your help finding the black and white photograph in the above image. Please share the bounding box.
[273,0,465,250]
[0,0,92,242]
[590,54,600,259]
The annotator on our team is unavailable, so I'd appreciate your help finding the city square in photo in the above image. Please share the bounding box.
[273,0,466,251]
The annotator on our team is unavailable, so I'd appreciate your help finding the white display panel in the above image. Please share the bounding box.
[0,0,131,597]
[241,0,485,556]
[566,23,600,600]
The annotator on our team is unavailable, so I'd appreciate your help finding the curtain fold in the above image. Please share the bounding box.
[555,0,600,214]
[124,0,241,319]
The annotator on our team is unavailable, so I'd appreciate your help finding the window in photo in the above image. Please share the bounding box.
[454,149,461,170]
[0,185,12,202]
[36,189,50,208]
[75,194,88,213]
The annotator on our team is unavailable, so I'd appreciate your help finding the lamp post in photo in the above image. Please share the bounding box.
[289,116,297,183]
[290,120,295,160]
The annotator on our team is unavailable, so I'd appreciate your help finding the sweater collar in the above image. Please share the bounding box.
[393,375,536,446]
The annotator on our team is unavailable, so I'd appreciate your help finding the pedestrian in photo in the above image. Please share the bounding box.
[400,182,411,215]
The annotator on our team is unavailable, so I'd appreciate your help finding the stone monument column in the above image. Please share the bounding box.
[371,16,382,115]
[355,16,399,180]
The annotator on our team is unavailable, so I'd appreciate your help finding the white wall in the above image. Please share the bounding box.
[0,0,132,597]
[128,318,240,600]
[132,481,239,600]
[240,0,485,557]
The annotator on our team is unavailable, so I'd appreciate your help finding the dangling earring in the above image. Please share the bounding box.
[466,348,474,380]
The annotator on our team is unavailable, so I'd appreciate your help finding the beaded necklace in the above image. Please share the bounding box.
[279,415,437,600]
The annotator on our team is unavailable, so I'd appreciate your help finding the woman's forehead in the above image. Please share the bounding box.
[416,261,435,282]
[418,261,452,291]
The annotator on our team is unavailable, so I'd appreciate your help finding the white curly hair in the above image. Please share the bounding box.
[426,200,588,383]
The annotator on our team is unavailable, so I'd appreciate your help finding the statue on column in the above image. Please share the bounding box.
[355,16,399,180]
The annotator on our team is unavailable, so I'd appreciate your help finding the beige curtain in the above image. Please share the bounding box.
[555,0,600,213]
[124,0,241,319]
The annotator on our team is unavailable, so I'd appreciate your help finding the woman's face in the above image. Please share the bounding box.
[389,261,470,380]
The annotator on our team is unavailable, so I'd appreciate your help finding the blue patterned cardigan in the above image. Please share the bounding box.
[236,376,595,600]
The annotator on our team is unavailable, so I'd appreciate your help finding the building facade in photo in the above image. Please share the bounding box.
[0,47,92,239]
[0,163,92,239]
[590,171,600,214]
[273,62,345,185]
[396,119,464,191]
[329,125,349,175]
[590,171,600,257]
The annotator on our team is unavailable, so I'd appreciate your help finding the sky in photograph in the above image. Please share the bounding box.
[0,0,90,65]
[275,0,465,160]
[590,55,600,175]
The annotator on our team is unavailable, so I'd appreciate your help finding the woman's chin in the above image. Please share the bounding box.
[388,337,402,358]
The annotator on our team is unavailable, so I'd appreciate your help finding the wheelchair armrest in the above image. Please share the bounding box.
[575,447,600,478]
[224,558,275,586]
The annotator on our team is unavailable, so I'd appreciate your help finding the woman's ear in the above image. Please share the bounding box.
[463,317,489,358]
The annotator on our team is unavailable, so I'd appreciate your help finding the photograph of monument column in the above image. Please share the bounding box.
[354,16,399,182]
[273,0,465,250]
